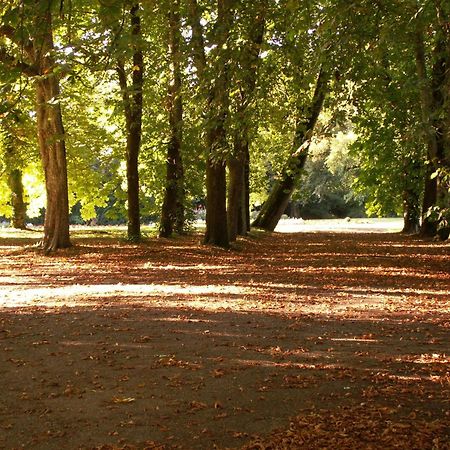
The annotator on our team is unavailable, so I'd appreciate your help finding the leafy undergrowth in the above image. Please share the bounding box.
[0,230,449,449]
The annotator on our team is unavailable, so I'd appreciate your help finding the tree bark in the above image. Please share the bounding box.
[227,6,266,241]
[2,128,27,229]
[160,0,185,238]
[252,68,329,231]
[35,76,71,252]
[7,169,27,230]
[117,3,144,242]
[0,2,71,252]
[188,0,234,247]
[401,187,420,234]
[33,3,71,252]
[414,20,449,238]
[420,166,438,237]
[227,152,246,241]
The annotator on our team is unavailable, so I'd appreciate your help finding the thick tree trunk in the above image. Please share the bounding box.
[227,6,265,241]
[36,77,71,252]
[0,1,70,251]
[243,146,251,233]
[160,0,185,238]
[117,4,144,242]
[7,169,27,229]
[253,68,329,231]
[126,130,141,242]
[204,66,229,246]
[33,3,71,253]
[205,158,229,247]
[414,21,449,238]
[188,0,234,247]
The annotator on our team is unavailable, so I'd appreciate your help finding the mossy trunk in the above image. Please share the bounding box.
[3,129,27,230]
[7,169,27,230]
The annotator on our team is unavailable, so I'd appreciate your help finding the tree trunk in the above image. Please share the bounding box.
[414,20,449,238]
[204,64,230,246]
[7,169,27,229]
[117,4,144,242]
[188,0,234,247]
[252,68,329,231]
[243,145,251,232]
[3,128,27,229]
[36,77,71,252]
[420,165,438,237]
[227,153,246,241]
[33,4,71,253]
[205,158,229,247]
[160,0,185,238]
[401,187,420,234]
[0,1,71,251]
[227,6,265,241]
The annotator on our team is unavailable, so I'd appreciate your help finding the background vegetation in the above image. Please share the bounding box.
[1,0,449,246]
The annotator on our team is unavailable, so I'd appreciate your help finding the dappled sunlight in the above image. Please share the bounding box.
[0,227,448,450]
[330,337,379,343]
[142,263,230,271]
[0,282,256,309]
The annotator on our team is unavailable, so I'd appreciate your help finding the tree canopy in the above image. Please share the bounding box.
[1,0,449,248]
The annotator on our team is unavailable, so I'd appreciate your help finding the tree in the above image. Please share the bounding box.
[0,0,71,251]
[159,0,185,238]
[115,3,145,242]
[347,0,449,239]
[1,124,27,229]
[227,2,266,241]
[413,3,450,238]
[188,0,234,247]
[253,67,329,231]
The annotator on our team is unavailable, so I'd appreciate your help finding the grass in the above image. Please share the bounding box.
[0,217,404,242]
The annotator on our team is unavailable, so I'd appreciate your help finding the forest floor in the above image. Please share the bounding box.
[0,221,449,449]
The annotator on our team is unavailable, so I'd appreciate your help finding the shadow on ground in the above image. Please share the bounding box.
[0,231,449,449]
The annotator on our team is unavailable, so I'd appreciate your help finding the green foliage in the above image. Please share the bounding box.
[291,129,365,218]
[0,0,445,234]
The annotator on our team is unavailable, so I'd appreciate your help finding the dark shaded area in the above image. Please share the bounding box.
[0,231,448,448]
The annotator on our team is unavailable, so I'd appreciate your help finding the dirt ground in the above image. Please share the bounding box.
[0,228,449,449]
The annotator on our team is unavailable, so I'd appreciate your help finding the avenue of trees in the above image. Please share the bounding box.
[0,0,449,251]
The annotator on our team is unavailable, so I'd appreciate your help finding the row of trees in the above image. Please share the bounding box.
[0,0,449,252]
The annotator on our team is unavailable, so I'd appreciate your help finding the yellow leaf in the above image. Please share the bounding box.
[112,396,135,403]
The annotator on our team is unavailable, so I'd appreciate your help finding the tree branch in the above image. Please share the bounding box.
[0,25,34,59]
[116,59,132,125]
[187,0,207,79]
[0,47,38,76]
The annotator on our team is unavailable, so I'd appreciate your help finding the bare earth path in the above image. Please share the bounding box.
[0,228,449,449]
